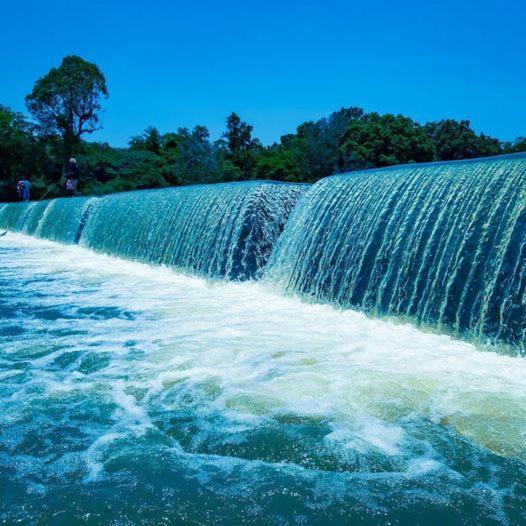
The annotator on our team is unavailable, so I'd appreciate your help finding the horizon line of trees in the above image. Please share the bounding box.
[1,55,525,201]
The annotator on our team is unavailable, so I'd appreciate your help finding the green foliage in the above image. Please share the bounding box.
[254,146,301,182]
[424,119,502,160]
[129,126,162,154]
[290,107,365,181]
[172,126,221,184]
[222,112,261,178]
[503,137,526,154]
[1,56,525,202]
[0,106,32,199]
[25,55,108,163]
[77,142,170,195]
[340,113,436,170]
[0,105,61,200]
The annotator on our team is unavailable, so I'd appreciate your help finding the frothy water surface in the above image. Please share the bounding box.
[1,234,526,524]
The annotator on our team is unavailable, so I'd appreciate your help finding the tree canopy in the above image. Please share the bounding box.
[424,119,501,160]
[25,55,107,163]
[1,56,525,201]
[340,113,436,170]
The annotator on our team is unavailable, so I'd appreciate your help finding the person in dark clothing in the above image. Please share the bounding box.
[17,179,32,201]
[65,158,80,195]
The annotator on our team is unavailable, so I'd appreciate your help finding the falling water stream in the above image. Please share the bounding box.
[267,154,526,348]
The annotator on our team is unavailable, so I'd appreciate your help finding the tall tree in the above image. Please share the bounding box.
[173,126,222,184]
[223,112,260,177]
[283,106,366,181]
[25,55,108,166]
[129,126,162,154]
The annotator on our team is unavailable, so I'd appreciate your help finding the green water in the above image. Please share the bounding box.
[0,181,306,280]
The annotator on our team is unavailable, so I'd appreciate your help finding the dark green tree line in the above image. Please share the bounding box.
[1,56,525,201]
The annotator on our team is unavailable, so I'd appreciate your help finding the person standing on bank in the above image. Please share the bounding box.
[65,158,80,196]
[17,178,32,201]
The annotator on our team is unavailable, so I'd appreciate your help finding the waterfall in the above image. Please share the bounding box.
[0,198,93,244]
[0,181,306,280]
[266,154,526,348]
[3,155,526,347]
[20,201,52,235]
[37,197,98,243]
[0,202,32,231]
[80,182,306,280]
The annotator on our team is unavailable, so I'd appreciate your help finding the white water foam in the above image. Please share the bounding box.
[2,232,526,468]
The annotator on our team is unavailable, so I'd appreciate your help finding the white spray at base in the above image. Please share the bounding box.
[3,234,526,465]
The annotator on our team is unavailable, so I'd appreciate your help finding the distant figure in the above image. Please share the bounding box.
[65,158,80,195]
[17,179,32,201]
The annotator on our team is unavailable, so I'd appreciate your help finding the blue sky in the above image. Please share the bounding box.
[1,0,524,146]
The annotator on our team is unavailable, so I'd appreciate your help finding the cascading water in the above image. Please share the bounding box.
[266,154,526,348]
[0,181,306,280]
[19,200,52,235]
[79,181,306,279]
[3,156,526,347]
[36,197,99,244]
[0,203,8,224]
[0,201,32,231]
[0,197,94,243]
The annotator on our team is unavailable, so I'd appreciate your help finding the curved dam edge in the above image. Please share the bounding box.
[3,154,526,351]
[0,180,309,281]
[265,154,526,350]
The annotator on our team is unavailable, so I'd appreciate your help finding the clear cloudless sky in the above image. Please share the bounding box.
[1,0,525,146]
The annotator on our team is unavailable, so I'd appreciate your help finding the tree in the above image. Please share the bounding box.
[173,126,222,184]
[129,126,162,154]
[503,137,526,154]
[25,55,108,166]
[0,105,62,200]
[277,107,365,182]
[223,112,261,177]
[340,113,435,170]
[254,145,301,182]
[77,143,169,195]
[0,106,32,199]
[424,119,501,160]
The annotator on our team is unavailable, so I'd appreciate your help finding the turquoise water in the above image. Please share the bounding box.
[80,182,306,280]
[3,158,526,523]
[4,157,526,348]
[0,181,306,280]
[267,154,526,348]
[2,235,526,524]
